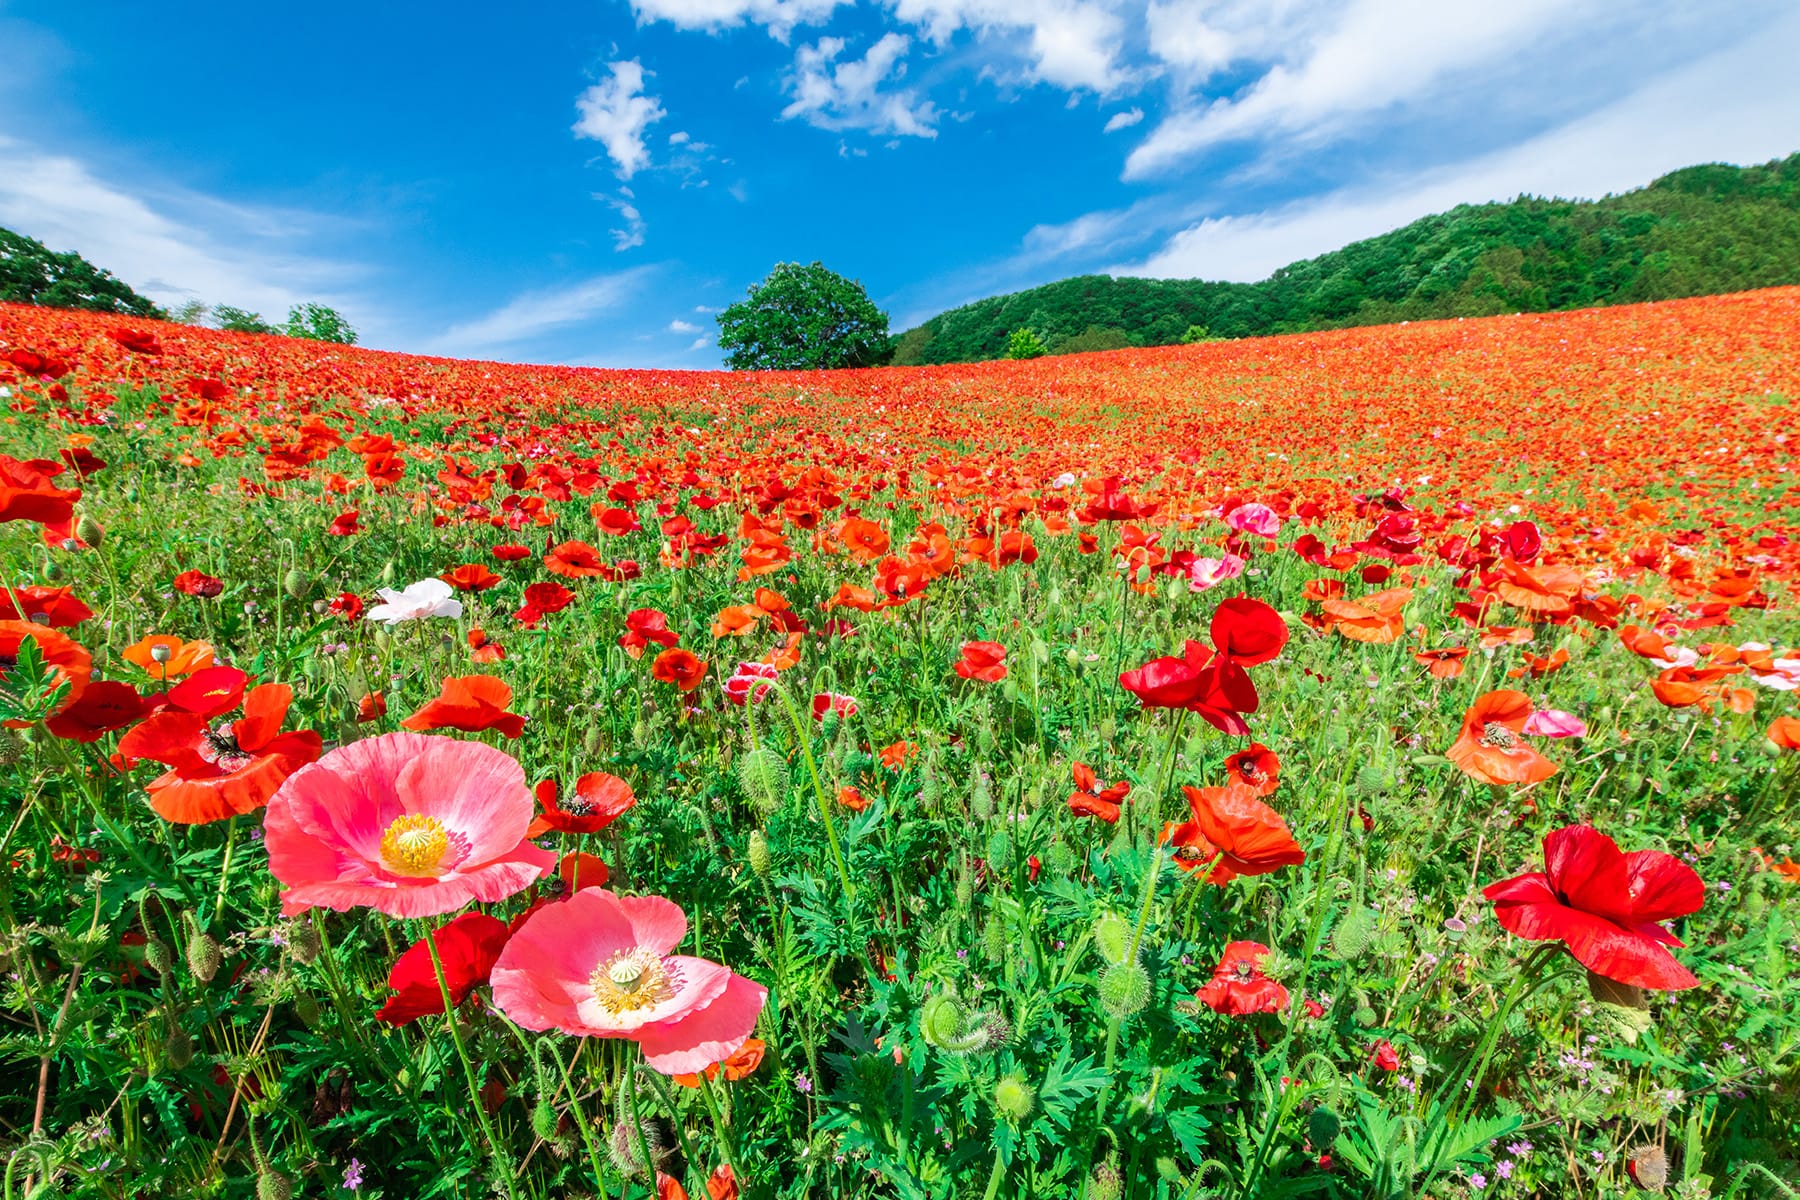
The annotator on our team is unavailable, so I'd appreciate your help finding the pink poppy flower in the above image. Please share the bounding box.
[1187,552,1246,593]
[1523,709,1587,739]
[1225,502,1280,538]
[264,731,554,919]
[491,887,767,1075]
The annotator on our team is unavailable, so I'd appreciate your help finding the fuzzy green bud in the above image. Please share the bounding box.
[41,558,63,582]
[583,725,605,756]
[992,1073,1036,1124]
[606,1118,665,1179]
[532,1098,561,1141]
[75,514,103,547]
[982,912,1007,963]
[920,994,968,1049]
[142,936,173,976]
[746,831,773,879]
[186,930,221,984]
[984,828,1013,871]
[286,921,320,966]
[970,770,994,821]
[1089,1162,1123,1200]
[165,1027,194,1070]
[294,991,323,1029]
[282,567,310,601]
[1354,765,1390,796]
[1097,961,1150,1019]
[1092,912,1133,966]
[1045,838,1076,878]
[736,747,789,812]
[1330,906,1377,961]
[1307,1107,1341,1150]
[380,560,398,586]
[255,1170,293,1200]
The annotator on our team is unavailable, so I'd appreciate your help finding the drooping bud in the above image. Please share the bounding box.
[1307,1107,1341,1151]
[286,920,321,966]
[186,925,221,983]
[75,514,103,547]
[532,1097,561,1141]
[144,937,174,977]
[583,725,604,756]
[1330,907,1377,961]
[293,992,323,1029]
[736,747,789,813]
[984,829,1013,871]
[41,558,63,582]
[1097,961,1150,1019]
[0,728,20,768]
[920,993,968,1049]
[165,1027,194,1070]
[981,912,1007,964]
[255,1169,293,1200]
[283,568,310,601]
[606,1117,666,1179]
[380,561,398,586]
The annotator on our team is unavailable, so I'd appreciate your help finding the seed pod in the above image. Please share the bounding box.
[75,514,103,547]
[746,831,772,879]
[1097,961,1150,1019]
[736,747,789,812]
[992,1072,1036,1123]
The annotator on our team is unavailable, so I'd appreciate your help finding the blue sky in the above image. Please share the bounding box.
[1,0,1797,367]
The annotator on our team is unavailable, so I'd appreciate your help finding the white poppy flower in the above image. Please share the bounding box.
[366,577,463,624]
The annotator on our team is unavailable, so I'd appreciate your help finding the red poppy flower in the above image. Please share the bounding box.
[1196,941,1290,1015]
[557,851,610,892]
[467,627,506,663]
[328,592,365,621]
[595,506,641,536]
[1483,824,1705,990]
[1414,646,1469,679]
[441,563,503,592]
[0,454,82,528]
[375,912,511,1026]
[545,540,607,578]
[1068,761,1130,823]
[0,584,94,626]
[357,691,387,722]
[515,580,576,626]
[651,648,707,692]
[172,570,225,599]
[619,608,679,658]
[812,692,858,721]
[0,620,92,723]
[954,640,1008,682]
[401,675,527,738]
[1223,743,1280,795]
[117,677,322,823]
[109,327,162,355]
[879,740,915,770]
[838,785,870,812]
[529,772,636,836]
[45,680,149,742]
[1119,641,1245,734]
[1446,690,1559,786]
[1370,1040,1401,1072]
[328,509,361,536]
[491,543,531,562]
[1165,783,1306,885]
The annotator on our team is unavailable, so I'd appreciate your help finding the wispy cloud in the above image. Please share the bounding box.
[574,61,667,180]
[782,34,939,138]
[426,269,653,356]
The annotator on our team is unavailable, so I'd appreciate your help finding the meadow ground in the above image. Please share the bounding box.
[1,288,1799,1200]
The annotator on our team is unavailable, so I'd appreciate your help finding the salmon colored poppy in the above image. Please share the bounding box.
[121,634,217,679]
[838,785,870,812]
[0,621,92,723]
[712,604,765,638]
[1446,690,1559,786]
[1483,824,1705,990]
[1415,646,1470,679]
[879,740,915,770]
[1165,784,1306,885]
[1491,558,1583,616]
[530,772,637,836]
[652,648,707,692]
[671,1037,767,1088]
[1320,588,1411,644]
[954,640,1008,682]
[1767,716,1800,750]
[118,678,322,823]
[824,583,881,612]
[401,675,528,739]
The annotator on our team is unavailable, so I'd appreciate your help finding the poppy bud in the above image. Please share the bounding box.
[736,747,789,812]
[606,1116,666,1179]
[124,483,140,503]
[982,912,1007,963]
[1353,765,1390,796]
[1307,1107,1341,1150]
[286,920,321,965]
[954,866,973,907]
[984,829,1013,871]
[920,993,969,1049]
[746,830,772,879]
[256,1170,293,1200]
[1353,1002,1378,1028]
[917,762,941,809]
[970,769,994,821]
[992,1072,1036,1124]
[294,992,323,1029]
[186,929,221,983]
[583,725,604,756]
[41,558,63,582]
[1089,1161,1123,1200]
[75,514,103,547]
[144,937,173,976]
[380,561,397,586]
[1046,839,1076,877]
[1330,907,1377,961]
[1093,912,1133,966]
[1626,1144,1669,1192]
[165,1027,194,1069]
[283,568,310,600]
[1097,961,1150,1019]
[532,1097,561,1141]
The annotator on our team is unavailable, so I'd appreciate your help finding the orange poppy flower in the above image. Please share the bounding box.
[1223,743,1280,795]
[651,648,707,692]
[711,604,765,637]
[1507,648,1569,678]
[441,563,503,592]
[400,675,527,738]
[118,676,321,823]
[1415,646,1469,679]
[558,851,611,893]
[0,620,92,723]
[879,740,915,770]
[1164,783,1305,885]
[837,517,891,562]
[1320,588,1411,644]
[761,632,804,671]
[122,634,218,679]
[545,540,607,578]
[1478,625,1534,650]
[671,1038,766,1088]
[1446,689,1558,786]
[1768,716,1800,751]
[824,584,881,612]
[1490,558,1583,616]
[837,786,870,812]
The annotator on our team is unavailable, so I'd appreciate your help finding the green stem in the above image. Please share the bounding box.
[696,1070,747,1186]
[424,928,521,1200]
[209,816,239,927]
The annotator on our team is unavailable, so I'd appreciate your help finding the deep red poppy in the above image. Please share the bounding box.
[1196,941,1290,1015]
[954,640,1008,683]
[400,675,527,738]
[1483,824,1705,990]
[491,543,532,562]
[441,563,503,592]
[117,680,322,823]
[529,772,637,836]
[619,608,679,658]
[172,570,225,598]
[0,620,92,723]
[328,509,361,537]
[0,454,81,529]
[0,584,94,627]
[45,680,149,743]
[651,647,707,691]
[375,912,511,1026]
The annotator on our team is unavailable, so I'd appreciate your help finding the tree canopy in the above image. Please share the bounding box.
[717,262,891,370]
[893,152,1800,364]
[0,226,163,318]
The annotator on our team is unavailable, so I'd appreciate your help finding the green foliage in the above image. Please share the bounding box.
[282,302,358,344]
[1006,327,1048,359]
[717,261,892,370]
[892,152,1800,363]
[0,225,163,317]
[214,305,279,335]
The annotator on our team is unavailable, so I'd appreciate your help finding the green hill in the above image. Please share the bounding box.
[892,153,1800,364]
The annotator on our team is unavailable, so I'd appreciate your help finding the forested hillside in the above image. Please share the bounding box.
[893,153,1800,363]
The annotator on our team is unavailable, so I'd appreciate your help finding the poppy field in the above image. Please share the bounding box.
[2,287,1799,1200]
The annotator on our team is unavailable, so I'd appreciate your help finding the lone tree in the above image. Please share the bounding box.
[283,302,358,344]
[716,262,891,370]
[0,226,163,317]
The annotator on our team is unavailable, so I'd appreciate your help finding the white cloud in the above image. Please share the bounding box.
[688,335,711,350]
[669,318,702,333]
[782,34,940,137]
[596,188,647,251]
[1103,107,1143,132]
[888,0,1128,91]
[573,61,666,179]
[1121,13,1800,280]
[626,0,844,41]
[0,134,371,329]
[1126,0,1601,179]
[428,270,652,355]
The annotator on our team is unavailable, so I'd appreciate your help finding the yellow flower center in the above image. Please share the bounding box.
[380,814,450,876]
[589,947,679,1015]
